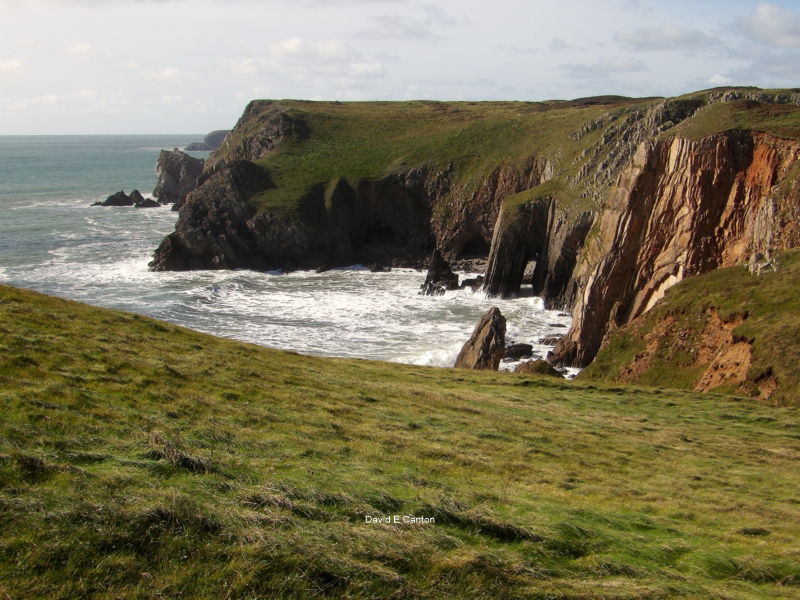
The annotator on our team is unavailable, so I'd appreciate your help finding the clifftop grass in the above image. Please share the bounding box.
[2,284,800,599]
[215,90,800,222]
[227,98,651,212]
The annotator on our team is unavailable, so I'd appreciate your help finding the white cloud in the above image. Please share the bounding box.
[708,74,731,86]
[267,37,348,59]
[143,67,181,81]
[224,37,386,84]
[743,3,800,48]
[64,42,92,57]
[615,26,720,51]
[349,61,385,78]
[33,93,62,104]
[561,57,647,79]
[161,94,183,104]
[0,58,22,71]
[72,89,97,101]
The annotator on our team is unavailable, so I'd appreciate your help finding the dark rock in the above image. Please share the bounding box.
[368,263,392,272]
[460,275,484,291]
[149,160,274,271]
[93,190,133,207]
[135,198,160,208]
[504,343,533,360]
[515,360,562,377]
[548,323,568,328]
[420,249,459,296]
[185,130,230,152]
[129,189,145,204]
[539,334,564,345]
[454,307,506,370]
[153,148,204,208]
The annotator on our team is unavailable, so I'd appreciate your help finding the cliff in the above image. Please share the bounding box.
[150,90,800,384]
[150,97,645,271]
[581,248,800,406]
[552,128,800,368]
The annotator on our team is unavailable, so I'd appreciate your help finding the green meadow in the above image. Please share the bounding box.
[1,284,798,599]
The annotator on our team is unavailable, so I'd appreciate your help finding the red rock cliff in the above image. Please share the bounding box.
[553,131,800,367]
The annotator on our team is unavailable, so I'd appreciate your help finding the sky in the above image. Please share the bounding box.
[0,0,799,134]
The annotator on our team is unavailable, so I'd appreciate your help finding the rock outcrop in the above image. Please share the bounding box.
[454,307,506,370]
[552,131,800,367]
[419,249,459,295]
[185,130,230,152]
[153,149,204,209]
[93,190,133,207]
[515,359,562,377]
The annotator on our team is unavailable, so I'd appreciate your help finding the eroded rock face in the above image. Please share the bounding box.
[153,149,204,208]
[454,307,506,370]
[420,249,459,296]
[149,160,273,271]
[553,131,800,367]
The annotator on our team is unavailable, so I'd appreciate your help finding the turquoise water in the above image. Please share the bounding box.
[0,135,572,368]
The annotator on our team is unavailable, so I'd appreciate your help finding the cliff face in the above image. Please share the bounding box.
[153,149,204,208]
[552,131,800,367]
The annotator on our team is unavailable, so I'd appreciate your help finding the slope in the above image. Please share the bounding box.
[1,285,799,598]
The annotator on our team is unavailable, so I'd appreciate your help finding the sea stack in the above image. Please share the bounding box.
[454,307,506,370]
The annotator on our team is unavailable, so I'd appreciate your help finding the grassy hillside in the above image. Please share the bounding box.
[582,249,800,406]
[215,90,800,220]
[230,98,638,213]
[1,284,799,599]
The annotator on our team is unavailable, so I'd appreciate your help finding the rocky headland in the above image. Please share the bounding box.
[148,89,800,402]
[185,129,231,152]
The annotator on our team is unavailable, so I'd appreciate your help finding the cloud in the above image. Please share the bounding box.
[742,3,800,48]
[64,42,92,56]
[0,58,22,71]
[708,74,732,86]
[561,57,647,79]
[267,37,348,60]
[359,3,461,41]
[224,37,387,83]
[615,25,720,51]
[143,67,182,81]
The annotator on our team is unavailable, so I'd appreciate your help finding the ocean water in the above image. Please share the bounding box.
[0,135,573,370]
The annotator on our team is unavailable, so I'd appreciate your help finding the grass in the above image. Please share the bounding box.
[582,249,800,405]
[214,91,800,229]
[669,97,800,140]
[1,283,800,598]
[220,99,648,215]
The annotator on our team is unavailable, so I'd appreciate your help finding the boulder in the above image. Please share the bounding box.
[153,148,204,208]
[135,197,160,208]
[368,263,392,272]
[460,275,484,291]
[515,359,562,377]
[420,249,459,296]
[92,190,132,207]
[539,334,564,345]
[504,343,533,360]
[454,307,506,370]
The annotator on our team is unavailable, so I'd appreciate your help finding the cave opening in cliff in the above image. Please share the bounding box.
[363,223,397,247]
[459,235,490,259]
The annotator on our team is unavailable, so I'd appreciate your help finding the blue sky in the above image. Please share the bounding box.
[0,0,798,134]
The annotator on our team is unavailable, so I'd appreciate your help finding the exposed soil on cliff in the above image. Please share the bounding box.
[582,248,800,406]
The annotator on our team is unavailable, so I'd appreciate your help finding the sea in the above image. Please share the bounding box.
[0,135,574,372]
